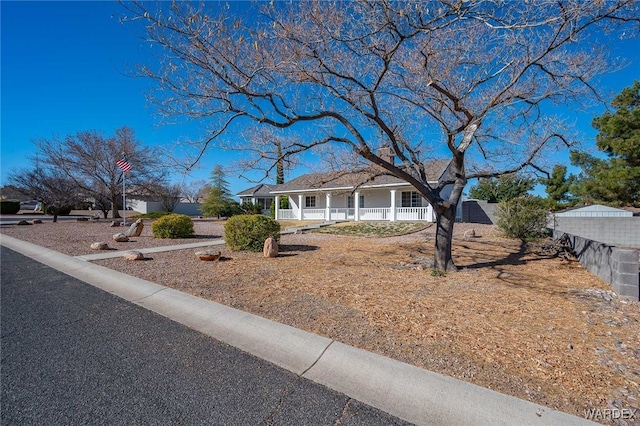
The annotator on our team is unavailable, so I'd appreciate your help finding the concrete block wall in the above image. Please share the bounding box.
[461,200,497,224]
[551,217,640,248]
[553,230,639,301]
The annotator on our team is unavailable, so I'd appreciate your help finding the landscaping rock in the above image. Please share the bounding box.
[123,250,144,261]
[263,237,278,258]
[16,220,32,226]
[124,219,144,237]
[112,233,129,242]
[195,250,221,261]
[31,219,43,224]
[110,220,121,227]
[76,217,89,222]
[464,229,476,239]
[90,242,110,250]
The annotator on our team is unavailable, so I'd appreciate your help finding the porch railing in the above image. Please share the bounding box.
[360,208,390,221]
[278,209,297,220]
[302,208,325,220]
[396,207,431,221]
[328,208,353,221]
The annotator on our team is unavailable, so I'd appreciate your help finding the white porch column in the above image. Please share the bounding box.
[325,193,332,221]
[275,195,280,220]
[298,194,303,221]
[390,189,397,222]
[354,191,360,221]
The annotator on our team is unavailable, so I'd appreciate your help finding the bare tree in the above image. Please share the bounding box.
[180,179,208,203]
[32,126,167,218]
[9,166,83,222]
[121,0,639,270]
[149,182,183,212]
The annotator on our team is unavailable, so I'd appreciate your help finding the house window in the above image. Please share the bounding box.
[401,191,421,207]
[305,195,316,208]
[347,195,364,208]
[256,198,272,209]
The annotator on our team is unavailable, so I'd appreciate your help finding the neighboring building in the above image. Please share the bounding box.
[237,183,276,216]
[555,204,633,218]
[238,160,454,222]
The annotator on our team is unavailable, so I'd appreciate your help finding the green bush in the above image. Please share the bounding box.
[152,214,194,238]
[224,214,281,252]
[46,205,72,216]
[1,200,20,214]
[496,195,550,241]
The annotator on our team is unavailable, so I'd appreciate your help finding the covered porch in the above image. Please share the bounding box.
[274,188,436,222]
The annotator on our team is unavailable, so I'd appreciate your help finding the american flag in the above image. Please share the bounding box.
[116,156,132,173]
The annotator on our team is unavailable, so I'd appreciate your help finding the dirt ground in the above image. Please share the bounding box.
[1,218,638,424]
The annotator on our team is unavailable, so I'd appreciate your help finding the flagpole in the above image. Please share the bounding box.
[123,170,126,225]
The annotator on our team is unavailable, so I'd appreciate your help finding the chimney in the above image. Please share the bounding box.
[377,146,395,165]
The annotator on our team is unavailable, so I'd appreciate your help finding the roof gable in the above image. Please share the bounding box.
[237,183,275,197]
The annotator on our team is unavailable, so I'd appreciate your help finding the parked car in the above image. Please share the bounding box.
[20,200,40,211]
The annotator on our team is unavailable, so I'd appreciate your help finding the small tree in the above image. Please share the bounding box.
[9,166,83,222]
[149,183,182,212]
[496,196,549,241]
[201,165,236,218]
[469,174,535,203]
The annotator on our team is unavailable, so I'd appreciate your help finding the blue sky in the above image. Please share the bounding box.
[1,1,639,198]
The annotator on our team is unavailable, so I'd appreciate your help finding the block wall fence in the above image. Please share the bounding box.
[552,230,639,301]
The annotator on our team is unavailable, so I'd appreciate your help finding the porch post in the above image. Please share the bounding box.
[275,195,280,220]
[325,193,331,221]
[298,194,303,221]
[390,189,397,222]
[354,191,360,221]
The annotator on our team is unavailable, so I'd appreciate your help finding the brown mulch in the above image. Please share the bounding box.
[1,219,639,424]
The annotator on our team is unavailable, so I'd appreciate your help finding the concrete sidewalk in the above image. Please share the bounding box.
[0,234,596,426]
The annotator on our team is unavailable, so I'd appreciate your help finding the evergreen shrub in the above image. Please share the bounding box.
[152,214,194,238]
[496,196,550,241]
[224,214,281,252]
[1,200,20,214]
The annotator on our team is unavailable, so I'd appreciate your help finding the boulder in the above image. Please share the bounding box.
[464,229,477,239]
[263,237,278,258]
[110,220,121,227]
[31,219,43,224]
[112,233,129,242]
[124,219,144,237]
[16,220,32,226]
[90,242,110,250]
[123,251,144,261]
[195,250,221,261]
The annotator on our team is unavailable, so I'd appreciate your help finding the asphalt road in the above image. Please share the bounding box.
[1,247,410,425]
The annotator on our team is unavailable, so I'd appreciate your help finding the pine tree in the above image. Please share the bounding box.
[571,81,640,206]
[200,165,236,218]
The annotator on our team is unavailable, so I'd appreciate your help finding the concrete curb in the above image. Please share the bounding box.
[0,234,597,426]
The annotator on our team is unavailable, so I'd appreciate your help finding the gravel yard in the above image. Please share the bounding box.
[2,217,639,424]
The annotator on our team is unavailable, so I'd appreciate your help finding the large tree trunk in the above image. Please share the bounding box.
[111,199,121,219]
[433,204,457,272]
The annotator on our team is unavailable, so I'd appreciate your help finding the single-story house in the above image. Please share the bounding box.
[238,160,456,222]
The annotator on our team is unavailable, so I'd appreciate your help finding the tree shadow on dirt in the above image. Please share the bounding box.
[460,239,577,296]
[277,244,320,257]
[462,240,529,269]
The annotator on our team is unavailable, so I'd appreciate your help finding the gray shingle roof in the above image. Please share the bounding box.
[236,183,276,197]
[269,160,451,194]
